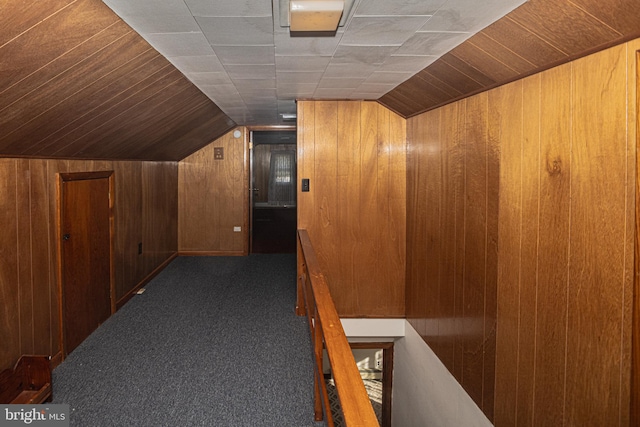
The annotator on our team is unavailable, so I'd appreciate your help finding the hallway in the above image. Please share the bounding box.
[52,255,323,427]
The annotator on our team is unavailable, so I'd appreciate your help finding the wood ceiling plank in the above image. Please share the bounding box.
[449,42,522,83]
[124,101,231,161]
[467,32,539,75]
[390,80,442,111]
[160,111,235,161]
[0,48,163,155]
[376,93,414,118]
[378,86,434,117]
[482,17,567,68]
[0,32,153,147]
[412,70,465,100]
[113,96,213,158]
[0,0,74,46]
[508,0,622,55]
[568,0,640,36]
[0,0,120,93]
[65,77,200,158]
[23,64,177,157]
[17,54,171,155]
[0,20,132,112]
[29,67,184,158]
[437,53,497,88]
[379,0,640,120]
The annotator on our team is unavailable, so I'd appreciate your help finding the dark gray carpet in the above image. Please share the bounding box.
[53,255,325,427]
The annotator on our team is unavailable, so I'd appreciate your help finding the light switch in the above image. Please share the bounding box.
[214,147,224,160]
[301,178,310,192]
[233,226,241,232]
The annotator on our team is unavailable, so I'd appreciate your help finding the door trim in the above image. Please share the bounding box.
[247,125,297,254]
[349,342,394,427]
[56,170,115,359]
[632,49,640,425]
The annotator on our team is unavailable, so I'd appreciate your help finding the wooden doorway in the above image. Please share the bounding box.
[250,128,297,253]
[324,342,394,427]
[633,50,640,424]
[57,171,114,357]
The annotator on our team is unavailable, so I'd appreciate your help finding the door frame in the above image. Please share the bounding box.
[633,49,640,424]
[247,125,296,253]
[348,342,394,427]
[56,170,115,359]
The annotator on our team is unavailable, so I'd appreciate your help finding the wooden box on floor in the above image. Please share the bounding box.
[0,355,52,404]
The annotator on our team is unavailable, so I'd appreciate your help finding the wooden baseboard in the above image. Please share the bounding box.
[50,352,63,370]
[116,252,178,310]
[178,250,246,256]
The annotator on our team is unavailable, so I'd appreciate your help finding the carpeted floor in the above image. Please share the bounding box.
[52,255,325,427]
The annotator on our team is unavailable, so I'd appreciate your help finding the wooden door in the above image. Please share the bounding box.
[59,172,113,356]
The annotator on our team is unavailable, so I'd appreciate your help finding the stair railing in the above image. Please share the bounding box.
[297,229,380,427]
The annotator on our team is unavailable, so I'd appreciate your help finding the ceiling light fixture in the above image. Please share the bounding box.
[289,0,344,32]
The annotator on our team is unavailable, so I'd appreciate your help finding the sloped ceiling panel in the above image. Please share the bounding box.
[378,0,640,118]
[0,0,235,161]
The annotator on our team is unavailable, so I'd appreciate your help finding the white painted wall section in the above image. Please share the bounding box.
[340,318,405,338]
[392,321,493,427]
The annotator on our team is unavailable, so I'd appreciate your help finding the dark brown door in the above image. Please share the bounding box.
[61,176,111,355]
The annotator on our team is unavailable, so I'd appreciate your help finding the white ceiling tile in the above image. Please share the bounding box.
[425,0,526,33]
[198,16,274,46]
[277,99,297,111]
[238,88,278,97]
[184,71,232,86]
[322,62,376,79]
[226,64,276,80]
[273,32,342,56]
[102,0,527,126]
[199,84,244,97]
[213,46,275,65]
[365,71,416,85]
[314,88,354,98]
[317,77,366,89]
[349,91,383,99]
[277,83,317,98]
[185,0,272,17]
[378,55,439,72]
[341,16,432,46]
[353,0,446,16]
[103,0,191,17]
[331,45,398,66]
[142,32,214,57]
[276,71,324,84]
[215,99,249,109]
[356,82,399,93]
[275,56,331,72]
[394,31,470,56]
[167,55,225,72]
[121,15,200,34]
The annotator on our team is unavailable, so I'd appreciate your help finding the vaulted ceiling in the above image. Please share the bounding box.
[1,0,639,161]
[100,0,526,126]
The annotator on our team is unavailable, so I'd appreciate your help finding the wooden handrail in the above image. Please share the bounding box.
[297,229,380,427]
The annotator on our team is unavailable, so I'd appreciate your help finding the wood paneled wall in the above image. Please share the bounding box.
[406,93,499,419]
[297,101,406,317]
[379,0,640,119]
[178,128,248,255]
[406,39,639,424]
[0,158,178,370]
